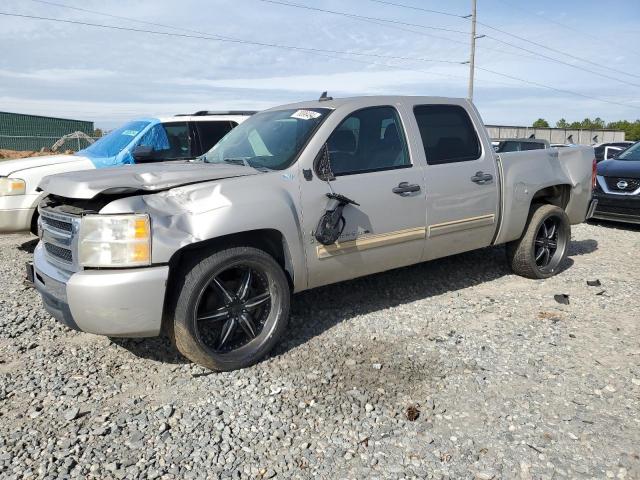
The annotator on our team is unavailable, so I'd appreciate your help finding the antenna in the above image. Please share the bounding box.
[319,91,333,102]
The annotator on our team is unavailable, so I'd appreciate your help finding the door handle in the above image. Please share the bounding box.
[392,181,421,195]
[470,171,493,184]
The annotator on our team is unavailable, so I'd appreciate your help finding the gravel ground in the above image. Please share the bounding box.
[1,222,639,479]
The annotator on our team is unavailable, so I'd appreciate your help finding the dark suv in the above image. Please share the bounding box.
[592,141,640,224]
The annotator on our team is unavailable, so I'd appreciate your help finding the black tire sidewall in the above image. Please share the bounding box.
[529,209,570,277]
[508,204,571,279]
[173,247,290,371]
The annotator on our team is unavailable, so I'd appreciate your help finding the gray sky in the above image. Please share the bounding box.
[2,0,639,129]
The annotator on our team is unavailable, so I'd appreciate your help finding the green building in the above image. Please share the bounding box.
[0,111,94,151]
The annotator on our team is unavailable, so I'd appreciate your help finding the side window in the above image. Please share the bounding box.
[327,106,410,176]
[137,122,192,160]
[196,121,236,154]
[413,105,481,165]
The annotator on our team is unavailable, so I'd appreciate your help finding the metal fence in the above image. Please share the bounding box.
[0,135,102,152]
[485,125,626,144]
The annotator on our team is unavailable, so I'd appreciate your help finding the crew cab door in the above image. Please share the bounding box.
[410,103,499,260]
[298,105,427,289]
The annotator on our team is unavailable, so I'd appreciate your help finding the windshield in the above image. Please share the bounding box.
[613,141,640,161]
[77,120,151,158]
[204,108,330,170]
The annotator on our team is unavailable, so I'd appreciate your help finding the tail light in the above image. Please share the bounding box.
[592,158,597,190]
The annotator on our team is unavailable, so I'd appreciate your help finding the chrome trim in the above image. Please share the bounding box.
[597,175,640,196]
[591,211,640,225]
[586,199,598,220]
[38,206,81,272]
[428,214,495,238]
[317,227,425,259]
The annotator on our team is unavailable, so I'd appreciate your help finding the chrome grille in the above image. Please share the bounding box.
[39,207,80,271]
[41,215,73,233]
[604,177,640,192]
[44,243,73,263]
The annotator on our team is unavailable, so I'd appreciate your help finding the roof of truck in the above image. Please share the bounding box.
[155,112,256,123]
[265,95,472,112]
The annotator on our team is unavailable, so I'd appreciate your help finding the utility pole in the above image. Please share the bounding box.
[467,0,477,102]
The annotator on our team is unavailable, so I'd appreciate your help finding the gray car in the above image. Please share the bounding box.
[32,96,596,371]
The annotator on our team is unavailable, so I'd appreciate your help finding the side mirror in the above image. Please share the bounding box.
[132,145,155,163]
[313,143,335,181]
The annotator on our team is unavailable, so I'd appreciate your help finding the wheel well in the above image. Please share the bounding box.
[29,210,39,236]
[161,229,293,334]
[530,184,570,210]
[167,228,292,289]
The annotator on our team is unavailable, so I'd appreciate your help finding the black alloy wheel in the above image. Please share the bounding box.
[194,265,272,352]
[507,204,571,279]
[533,216,565,271]
[172,247,290,371]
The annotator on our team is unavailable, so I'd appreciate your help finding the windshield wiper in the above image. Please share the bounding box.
[221,157,273,172]
[223,157,251,167]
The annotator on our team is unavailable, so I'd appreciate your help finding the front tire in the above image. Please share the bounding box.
[172,247,290,371]
[506,204,571,279]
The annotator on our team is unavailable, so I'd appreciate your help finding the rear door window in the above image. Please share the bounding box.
[413,105,481,165]
[195,121,237,155]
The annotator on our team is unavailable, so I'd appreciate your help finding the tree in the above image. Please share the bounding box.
[532,118,549,128]
[556,118,569,128]
[93,128,104,138]
[607,120,640,141]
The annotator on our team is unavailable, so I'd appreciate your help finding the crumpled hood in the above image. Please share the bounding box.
[38,161,260,199]
[597,158,640,179]
[0,154,87,176]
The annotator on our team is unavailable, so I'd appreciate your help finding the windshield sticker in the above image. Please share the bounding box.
[122,130,139,136]
[291,109,322,120]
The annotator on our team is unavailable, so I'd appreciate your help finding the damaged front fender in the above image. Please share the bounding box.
[99,173,308,292]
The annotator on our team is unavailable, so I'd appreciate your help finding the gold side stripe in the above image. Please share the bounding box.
[316,227,425,259]
[428,214,495,238]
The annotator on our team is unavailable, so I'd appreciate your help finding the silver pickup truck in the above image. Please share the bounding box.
[32,96,596,371]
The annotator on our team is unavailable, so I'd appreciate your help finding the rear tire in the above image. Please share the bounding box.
[172,246,290,371]
[506,204,571,279]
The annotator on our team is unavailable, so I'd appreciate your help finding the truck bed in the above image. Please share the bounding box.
[493,146,594,245]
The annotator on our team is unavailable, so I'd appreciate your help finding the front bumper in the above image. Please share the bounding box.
[592,191,640,224]
[33,243,169,337]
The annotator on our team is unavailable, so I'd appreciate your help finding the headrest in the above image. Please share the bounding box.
[383,124,400,144]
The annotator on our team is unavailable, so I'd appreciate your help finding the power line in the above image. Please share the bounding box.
[475,65,637,110]
[255,0,469,35]
[255,0,640,88]
[360,0,640,81]
[253,0,543,62]
[25,0,520,89]
[0,12,461,65]
[365,0,466,19]
[7,8,640,111]
[475,19,640,81]
[482,35,640,88]
[495,0,640,62]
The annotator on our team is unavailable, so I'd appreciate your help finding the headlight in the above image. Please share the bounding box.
[0,177,26,196]
[78,214,151,267]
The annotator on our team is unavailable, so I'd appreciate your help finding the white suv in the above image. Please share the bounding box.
[0,111,254,233]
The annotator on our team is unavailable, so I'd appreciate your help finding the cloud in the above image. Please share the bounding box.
[1,0,639,128]
[168,68,467,95]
